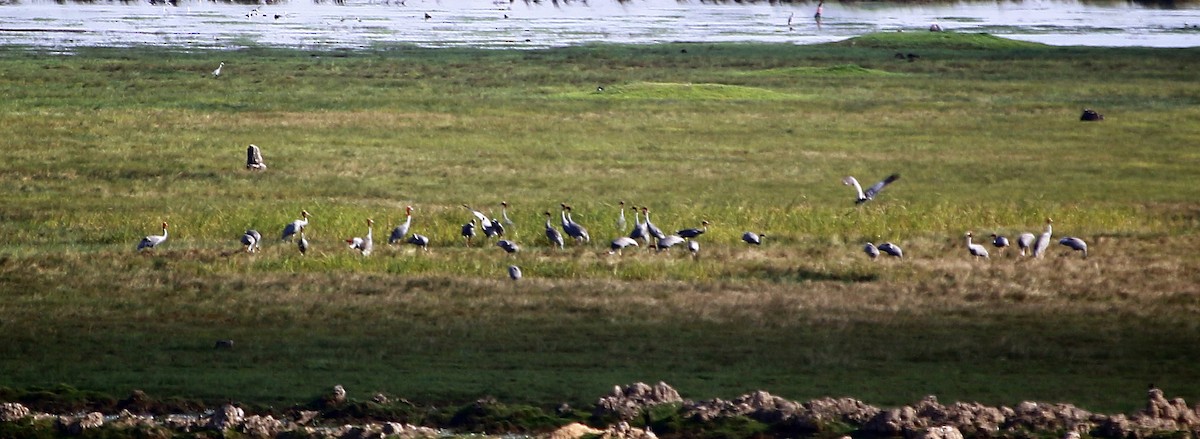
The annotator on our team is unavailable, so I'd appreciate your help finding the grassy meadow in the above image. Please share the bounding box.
[1,33,1199,416]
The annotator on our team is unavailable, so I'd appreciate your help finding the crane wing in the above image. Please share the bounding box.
[863,174,900,200]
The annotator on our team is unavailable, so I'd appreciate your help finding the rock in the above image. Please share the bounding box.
[544,422,604,439]
[1138,387,1198,425]
[295,410,320,425]
[333,384,347,404]
[601,421,657,439]
[865,406,925,436]
[372,393,390,404]
[56,411,104,435]
[919,425,965,439]
[594,382,682,420]
[793,397,881,431]
[111,409,156,429]
[118,389,153,413]
[1005,401,1095,433]
[0,402,31,422]
[241,414,283,438]
[207,404,245,431]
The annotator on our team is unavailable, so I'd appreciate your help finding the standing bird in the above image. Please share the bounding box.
[137,222,169,251]
[240,229,262,253]
[560,204,590,244]
[297,225,310,255]
[1059,237,1088,258]
[281,210,310,241]
[464,205,498,239]
[346,218,374,256]
[843,173,901,204]
[543,211,564,250]
[616,201,627,231]
[461,219,477,247]
[628,206,649,247]
[966,232,989,259]
[878,242,903,258]
[500,201,515,226]
[687,239,700,256]
[389,206,414,245]
[991,233,1010,250]
[406,233,430,251]
[655,234,686,251]
[863,242,880,259]
[212,61,224,78]
[507,265,522,281]
[742,231,765,245]
[1032,218,1053,258]
[609,237,638,255]
[677,220,709,240]
[642,207,666,240]
[245,144,266,170]
[1016,232,1036,256]
[497,239,520,254]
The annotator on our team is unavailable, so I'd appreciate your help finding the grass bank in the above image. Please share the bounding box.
[0,33,1198,415]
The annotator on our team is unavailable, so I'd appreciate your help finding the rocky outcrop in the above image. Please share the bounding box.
[601,421,657,439]
[242,414,285,437]
[595,382,682,420]
[0,402,30,422]
[207,404,245,431]
[919,425,965,439]
[56,411,104,434]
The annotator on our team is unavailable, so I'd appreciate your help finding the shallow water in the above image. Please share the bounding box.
[1,0,1198,51]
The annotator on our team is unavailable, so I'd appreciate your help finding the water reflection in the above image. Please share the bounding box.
[1,0,1197,51]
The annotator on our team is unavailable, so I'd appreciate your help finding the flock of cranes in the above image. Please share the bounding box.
[134,154,1092,279]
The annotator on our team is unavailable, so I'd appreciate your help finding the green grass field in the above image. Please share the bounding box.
[1,33,1199,416]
